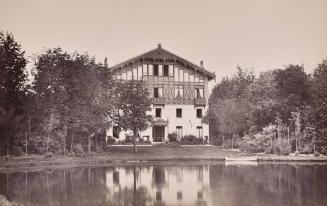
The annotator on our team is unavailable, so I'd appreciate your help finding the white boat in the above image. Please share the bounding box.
[225,156,258,161]
[225,161,258,167]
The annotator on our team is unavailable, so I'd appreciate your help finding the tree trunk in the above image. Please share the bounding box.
[25,131,27,155]
[277,125,282,145]
[287,127,290,147]
[6,133,9,158]
[46,132,50,153]
[63,126,66,155]
[133,128,137,153]
[71,132,74,152]
[88,136,91,153]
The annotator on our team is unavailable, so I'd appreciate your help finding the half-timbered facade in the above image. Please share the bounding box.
[108,44,215,143]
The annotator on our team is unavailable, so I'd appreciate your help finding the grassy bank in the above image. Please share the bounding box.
[1,145,327,170]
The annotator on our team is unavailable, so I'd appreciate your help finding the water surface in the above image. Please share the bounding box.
[1,162,327,206]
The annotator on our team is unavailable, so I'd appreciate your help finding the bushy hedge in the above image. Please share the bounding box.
[239,124,292,155]
[168,132,178,143]
[180,135,205,145]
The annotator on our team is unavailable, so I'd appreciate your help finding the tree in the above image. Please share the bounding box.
[33,48,116,154]
[0,32,27,110]
[311,59,327,152]
[0,107,25,155]
[206,67,254,145]
[274,65,311,122]
[114,80,152,152]
[0,32,27,155]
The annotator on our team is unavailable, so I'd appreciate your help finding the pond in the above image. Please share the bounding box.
[1,162,327,206]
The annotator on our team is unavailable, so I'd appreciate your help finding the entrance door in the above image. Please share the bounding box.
[153,126,165,142]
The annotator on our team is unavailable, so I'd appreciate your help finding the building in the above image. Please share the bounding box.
[108,44,215,143]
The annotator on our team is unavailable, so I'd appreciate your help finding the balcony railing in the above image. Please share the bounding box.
[194,98,206,106]
[152,117,169,126]
[153,98,165,105]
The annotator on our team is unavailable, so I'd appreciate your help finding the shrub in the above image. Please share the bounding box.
[107,137,116,145]
[223,139,233,149]
[168,132,178,143]
[28,136,63,154]
[180,135,204,145]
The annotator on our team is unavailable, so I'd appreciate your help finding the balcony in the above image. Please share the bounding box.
[153,98,165,105]
[152,117,169,126]
[194,98,206,106]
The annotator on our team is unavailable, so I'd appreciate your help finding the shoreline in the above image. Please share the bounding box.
[1,155,327,171]
[1,146,327,171]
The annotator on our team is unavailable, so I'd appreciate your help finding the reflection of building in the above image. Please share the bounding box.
[105,165,209,205]
[107,44,215,143]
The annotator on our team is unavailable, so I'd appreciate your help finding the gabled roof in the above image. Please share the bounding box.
[110,44,216,81]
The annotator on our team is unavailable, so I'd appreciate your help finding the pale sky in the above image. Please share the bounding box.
[1,0,327,83]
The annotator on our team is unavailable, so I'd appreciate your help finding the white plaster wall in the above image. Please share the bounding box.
[107,104,209,142]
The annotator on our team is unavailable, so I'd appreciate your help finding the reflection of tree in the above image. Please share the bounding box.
[209,164,327,206]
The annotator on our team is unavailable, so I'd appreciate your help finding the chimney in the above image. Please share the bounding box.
[158,43,162,49]
[200,60,204,67]
[104,57,108,68]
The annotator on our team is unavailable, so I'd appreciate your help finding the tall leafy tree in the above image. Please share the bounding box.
[33,48,115,154]
[0,32,27,155]
[274,64,311,122]
[206,67,254,144]
[114,80,152,152]
[311,59,327,150]
[0,32,27,110]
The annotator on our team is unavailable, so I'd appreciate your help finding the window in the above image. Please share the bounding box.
[142,64,148,75]
[127,69,132,80]
[169,65,174,76]
[113,126,120,138]
[179,69,183,81]
[184,71,189,82]
[174,67,179,81]
[148,64,153,75]
[196,126,203,139]
[175,86,183,98]
[132,67,137,79]
[195,88,203,98]
[177,191,183,200]
[155,108,162,118]
[137,66,142,79]
[176,126,183,138]
[190,74,194,82]
[163,65,169,76]
[154,88,159,98]
[176,109,182,118]
[154,87,162,98]
[154,64,159,76]
[159,65,163,76]
[196,109,202,118]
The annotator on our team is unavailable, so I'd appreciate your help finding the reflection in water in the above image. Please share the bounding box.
[0,163,327,206]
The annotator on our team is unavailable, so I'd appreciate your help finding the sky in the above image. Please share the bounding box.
[1,0,327,84]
